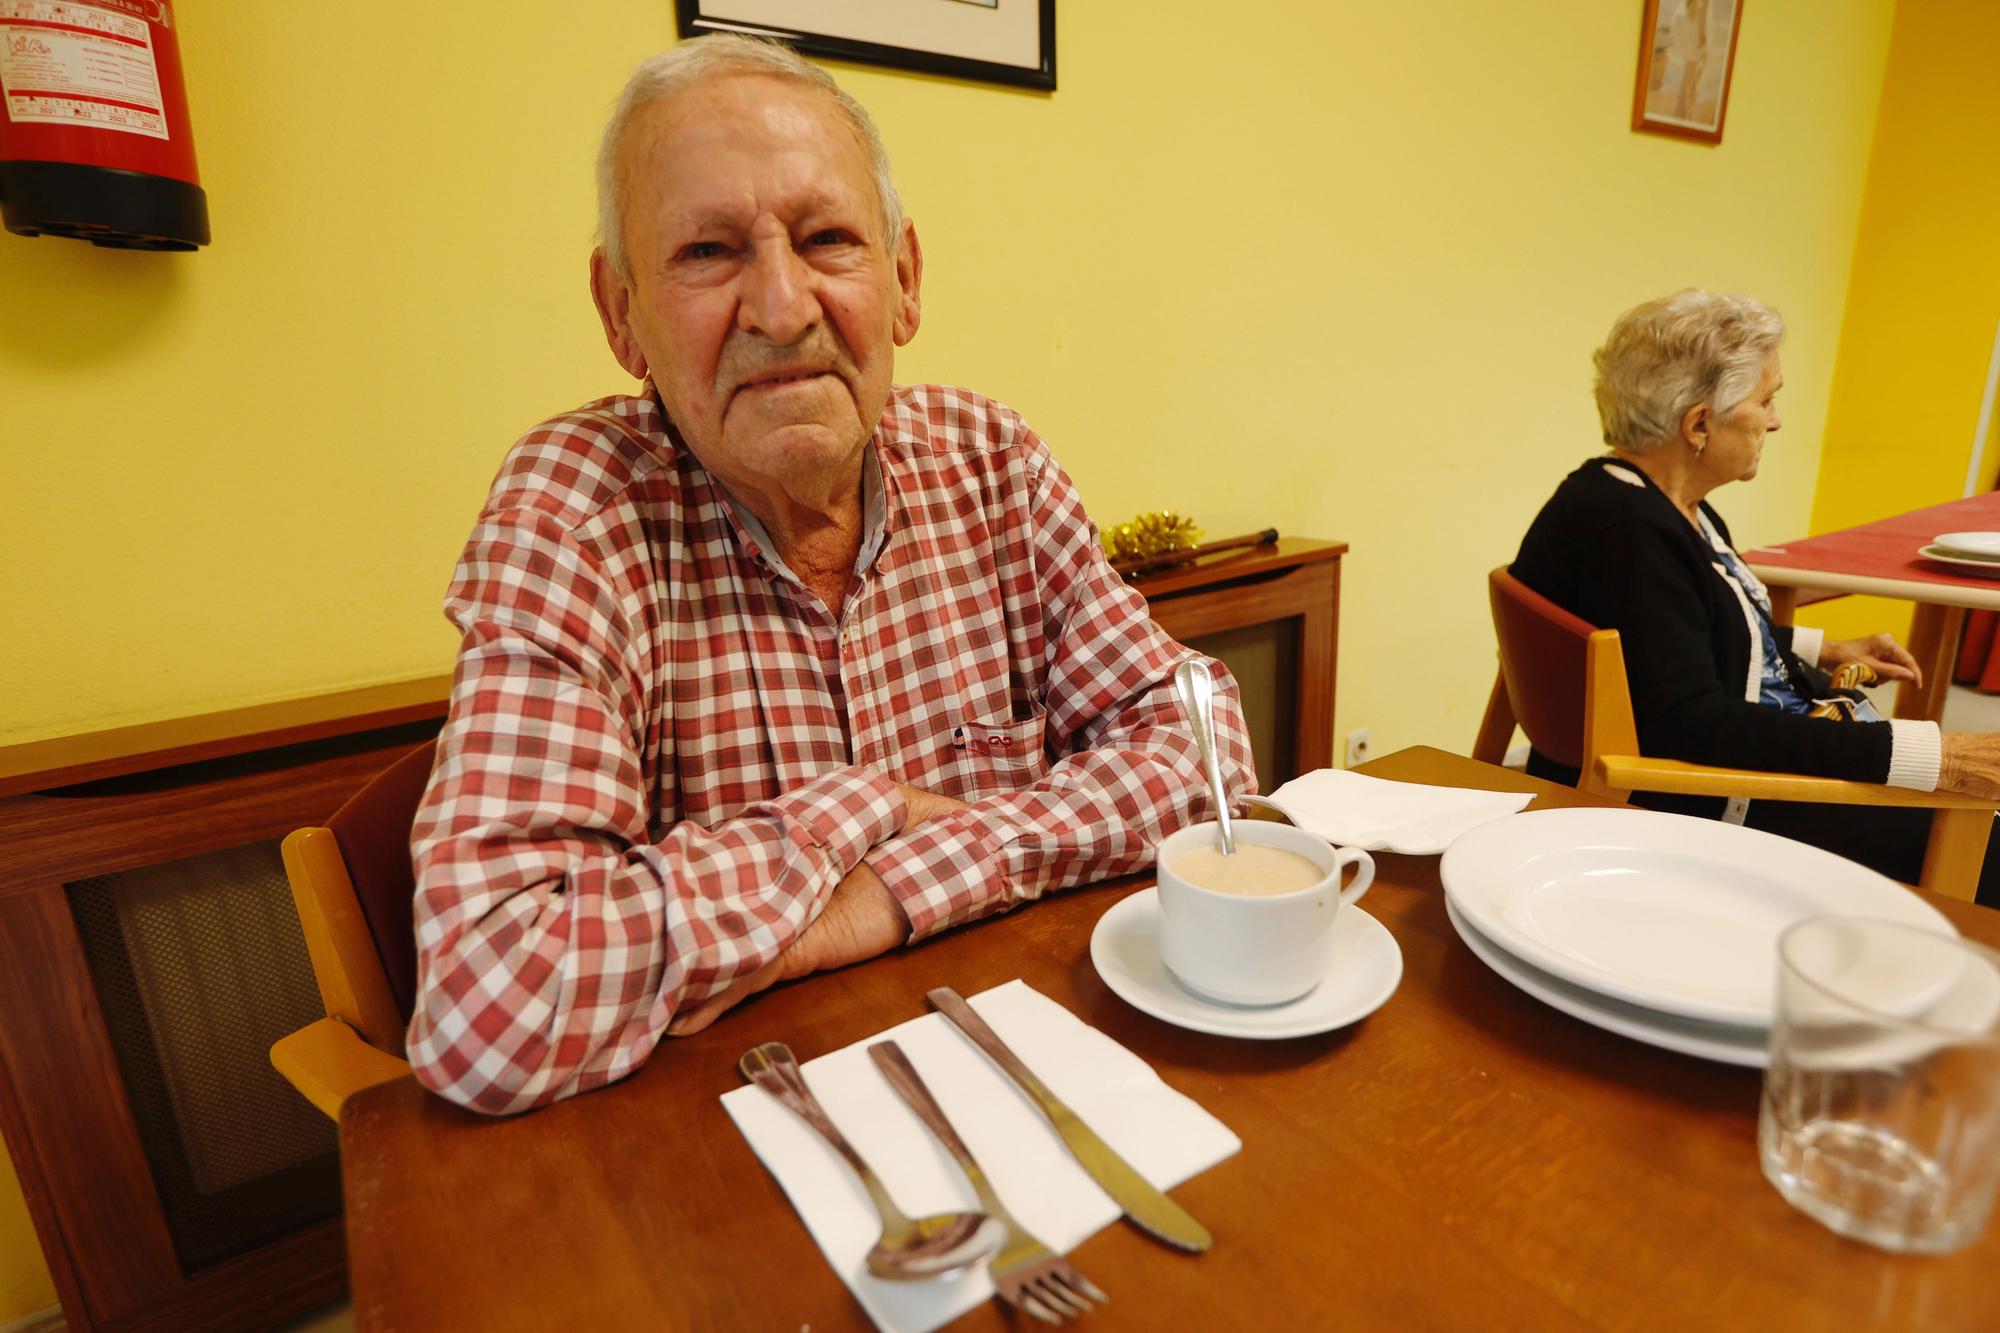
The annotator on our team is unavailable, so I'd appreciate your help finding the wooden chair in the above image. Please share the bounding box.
[269,740,436,1117]
[1474,566,1992,902]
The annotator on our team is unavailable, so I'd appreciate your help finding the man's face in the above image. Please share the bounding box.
[591,74,921,505]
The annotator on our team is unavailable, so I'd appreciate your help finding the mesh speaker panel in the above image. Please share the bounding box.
[68,839,341,1274]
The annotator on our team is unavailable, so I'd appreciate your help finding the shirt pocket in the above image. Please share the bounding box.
[949,709,1050,798]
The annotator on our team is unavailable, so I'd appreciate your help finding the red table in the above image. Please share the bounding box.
[1745,491,2000,722]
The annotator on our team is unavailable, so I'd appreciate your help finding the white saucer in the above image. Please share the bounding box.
[1089,888,1402,1039]
[1918,544,2000,578]
[1446,899,1768,1068]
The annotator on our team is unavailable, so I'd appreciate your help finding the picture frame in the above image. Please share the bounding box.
[675,0,1056,91]
[1631,0,1743,145]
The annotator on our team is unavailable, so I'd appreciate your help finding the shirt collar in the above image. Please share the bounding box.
[648,385,894,587]
[717,442,889,588]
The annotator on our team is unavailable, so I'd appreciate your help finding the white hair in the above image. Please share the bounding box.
[1592,289,1786,451]
[595,35,905,280]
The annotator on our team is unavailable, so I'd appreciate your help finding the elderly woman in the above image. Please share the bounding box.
[1511,289,2000,902]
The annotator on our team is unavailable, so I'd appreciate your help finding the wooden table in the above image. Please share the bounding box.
[341,747,2000,1331]
[1745,491,2000,722]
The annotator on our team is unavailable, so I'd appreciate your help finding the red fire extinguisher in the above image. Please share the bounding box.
[0,0,207,249]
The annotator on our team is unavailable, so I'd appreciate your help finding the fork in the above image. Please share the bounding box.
[868,1040,1107,1323]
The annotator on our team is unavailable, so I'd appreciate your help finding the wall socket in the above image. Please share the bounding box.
[1345,727,1372,768]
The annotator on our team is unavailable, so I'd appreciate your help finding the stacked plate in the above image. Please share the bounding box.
[1918,530,2000,577]
[1439,808,1961,1067]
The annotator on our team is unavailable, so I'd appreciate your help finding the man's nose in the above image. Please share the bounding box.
[736,238,820,345]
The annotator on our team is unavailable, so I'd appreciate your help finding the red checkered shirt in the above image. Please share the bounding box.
[407,384,1255,1113]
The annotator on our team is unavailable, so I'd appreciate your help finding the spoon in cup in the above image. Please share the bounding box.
[1172,658,1235,855]
[739,1041,1006,1281]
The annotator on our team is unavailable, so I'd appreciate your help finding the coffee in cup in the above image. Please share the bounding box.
[1154,818,1374,1006]
[1171,842,1326,896]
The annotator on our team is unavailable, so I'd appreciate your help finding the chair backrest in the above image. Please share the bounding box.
[1488,566,1598,770]
[282,740,436,1054]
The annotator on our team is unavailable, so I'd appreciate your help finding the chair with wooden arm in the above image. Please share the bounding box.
[1474,566,1991,902]
[269,740,436,1118]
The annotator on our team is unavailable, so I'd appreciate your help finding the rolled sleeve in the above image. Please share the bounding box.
[753,766,907,875]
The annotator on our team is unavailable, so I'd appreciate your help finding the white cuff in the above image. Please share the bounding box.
[1791,625,1825,667]
[1885,719,1942,792]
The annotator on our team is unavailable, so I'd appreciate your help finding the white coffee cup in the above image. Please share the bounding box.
[1155,818,1375,1006]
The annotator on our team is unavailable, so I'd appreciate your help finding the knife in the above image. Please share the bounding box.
[926,986,1212,1253]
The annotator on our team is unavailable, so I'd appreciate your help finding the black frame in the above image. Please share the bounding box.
[675,0,1056,91]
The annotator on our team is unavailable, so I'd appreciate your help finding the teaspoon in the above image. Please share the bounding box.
[1172,658,1235,855]
[739,1041,1006,1281]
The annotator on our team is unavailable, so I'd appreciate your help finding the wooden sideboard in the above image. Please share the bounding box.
[0,536,1342,1332]
[1136,537,1345,782]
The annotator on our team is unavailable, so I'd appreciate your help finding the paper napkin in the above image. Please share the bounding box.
[1268,768,1533,855]
[721,979,1239,1333]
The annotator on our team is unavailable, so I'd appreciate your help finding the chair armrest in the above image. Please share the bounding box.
[271,1016,413,1121]
[1596,755,1996,810]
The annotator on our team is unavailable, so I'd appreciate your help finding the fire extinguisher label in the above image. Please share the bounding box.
[0,1,167,141]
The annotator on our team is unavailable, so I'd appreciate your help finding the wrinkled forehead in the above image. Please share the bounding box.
[619,73,877,218]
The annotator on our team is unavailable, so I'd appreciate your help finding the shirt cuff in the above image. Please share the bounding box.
[750,766,906,875]
[866,816,1000,941]
[1885,720,1942,792]
[1790,625,1825,667]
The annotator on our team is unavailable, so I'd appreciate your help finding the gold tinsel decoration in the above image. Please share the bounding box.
[1102,510,1203,565]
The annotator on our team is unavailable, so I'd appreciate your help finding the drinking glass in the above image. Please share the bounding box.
[1759,915,2000,1254]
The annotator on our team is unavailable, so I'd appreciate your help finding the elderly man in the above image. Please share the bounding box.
[407,35,1255,1114]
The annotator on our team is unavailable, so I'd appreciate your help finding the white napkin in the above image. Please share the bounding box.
[1268,768,1533,854]
[721,979,1239,1333]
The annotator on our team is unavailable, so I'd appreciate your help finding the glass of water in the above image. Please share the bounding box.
[1759,916,2000,1254]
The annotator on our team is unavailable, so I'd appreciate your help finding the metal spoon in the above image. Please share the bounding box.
[1172,658,1235,855]
[739,1042,1006,1281]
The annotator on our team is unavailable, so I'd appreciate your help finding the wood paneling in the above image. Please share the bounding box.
[0,887,181,1325]
[0,675,452,799]
[0,726,435,1332]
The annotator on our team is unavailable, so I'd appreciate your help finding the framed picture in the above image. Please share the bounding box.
[676,0,1055,91]
[1631,0,1743,144]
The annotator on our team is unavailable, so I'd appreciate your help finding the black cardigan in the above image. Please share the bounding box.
[1510,457,1891,804]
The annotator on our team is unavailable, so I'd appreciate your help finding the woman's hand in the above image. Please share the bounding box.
[1822,633,1923,687]
[1940,733,2000,800]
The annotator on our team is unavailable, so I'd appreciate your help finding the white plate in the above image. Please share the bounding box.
[1446,900,1768,1068]
[1918,544,2000,577]
[1440,808,1958,1028]
[1933,531,2000,558]
[1089,888,1401,1039]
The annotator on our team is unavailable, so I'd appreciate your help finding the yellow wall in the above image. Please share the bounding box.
[0,2,1899,1316]
[1800,0,2000,646]
[0,1,1895,757]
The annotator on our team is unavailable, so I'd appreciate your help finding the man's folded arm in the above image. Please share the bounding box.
[405,515,904,1115]
[866,453,1256,936]
[867,671,1253,937]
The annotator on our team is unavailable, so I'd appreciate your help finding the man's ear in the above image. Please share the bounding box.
[892,219,923,346]
[589,247,649,380]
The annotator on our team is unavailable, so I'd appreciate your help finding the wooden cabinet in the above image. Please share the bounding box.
[0,694,445,1333]
[1136,537,1345,784]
